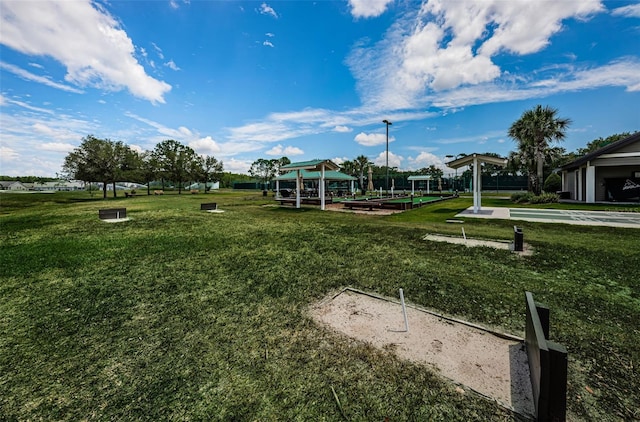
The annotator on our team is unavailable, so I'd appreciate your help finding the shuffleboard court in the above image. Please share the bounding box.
[457,207,640,228]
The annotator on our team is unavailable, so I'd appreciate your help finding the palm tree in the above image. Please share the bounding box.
[353,155,371,194]
[508,105,571,194]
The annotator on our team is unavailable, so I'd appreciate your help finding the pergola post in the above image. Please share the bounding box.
[473,156,481,213]
[411,180,415,196]
[276,180,280,198]
[295,170,301,209]
[320,164,326,210]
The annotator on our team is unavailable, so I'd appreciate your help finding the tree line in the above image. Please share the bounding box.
[63,136,223,198]
[62,106,634,199]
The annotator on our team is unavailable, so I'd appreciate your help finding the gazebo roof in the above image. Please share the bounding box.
[446,153,507,169]
[275,169,356,181]
[280,159,340,172]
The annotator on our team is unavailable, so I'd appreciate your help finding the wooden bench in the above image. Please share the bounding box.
[200,202,217,211]
[525,291,567,421]
[98,208,127,220]
[153,190,164,195]
[190,189,199,194]
[124,192,136,198]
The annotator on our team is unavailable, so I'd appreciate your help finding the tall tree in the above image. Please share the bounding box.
[249,158,276,188]
[153,140,197,194]
[139,151,159,195]
[577,132,632,155]
[508,105,571,194]
[275,157,291,174]
[353,155,371,193]
[200,155,224,191]
[62,135,131,199]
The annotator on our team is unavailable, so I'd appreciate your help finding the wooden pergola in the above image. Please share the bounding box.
[446,154,507,214]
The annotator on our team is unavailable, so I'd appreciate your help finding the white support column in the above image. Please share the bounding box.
[427,179,430,195]
[577,169,583,201]
[411,180,415,196]
[585,163,595,203]
[276,180,280,198]
[320,165,326,210]
[473,156,481,214]
[295,170,301,208]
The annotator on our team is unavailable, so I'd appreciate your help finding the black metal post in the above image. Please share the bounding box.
[383,119,392,197]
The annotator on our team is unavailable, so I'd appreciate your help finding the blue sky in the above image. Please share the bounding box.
[1,0,639,177]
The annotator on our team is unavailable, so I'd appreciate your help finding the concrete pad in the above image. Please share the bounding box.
[456,206,640,228]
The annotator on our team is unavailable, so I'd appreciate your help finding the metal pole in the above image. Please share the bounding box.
[399,288,409,332]
[383,119,392,197]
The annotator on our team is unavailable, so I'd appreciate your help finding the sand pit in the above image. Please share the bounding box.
[423,233,534,255]
[311,289,535,418]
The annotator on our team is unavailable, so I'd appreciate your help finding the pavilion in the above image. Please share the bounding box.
[276,159,353,210]
[446,154,508,214]
[407,175,432,195]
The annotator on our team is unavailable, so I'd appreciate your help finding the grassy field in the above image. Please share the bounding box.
[1,191,638,421]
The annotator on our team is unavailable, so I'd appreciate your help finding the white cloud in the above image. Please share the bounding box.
[265,144,304,156]
[151,43,164,60]
[347,0,604,108]
[226,106,433,144]
[223,158,253,174]
[0,62,84,94]
[28,62,44,69]
[169,0,179,10]
[373,151,403,168]
[0,146,19,161]
[333,125,352,133]
[189,136,221,155]
[354,132,395,147]
[349,0,394,18]
[38,142,75,153]
[332,156,349,165]
[259,3,278,18]
[265,32,275,37]
[611,4,640,18]
[263,40,274,48]
[429,58,640,108]
[406,151,442,170]
[164,60,180,71]
[0,0,171,103]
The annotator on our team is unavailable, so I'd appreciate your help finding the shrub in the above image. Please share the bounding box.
[511,191,559,204]
[543,172,561,193]
[530,192,559,204]
[511,192,533,203]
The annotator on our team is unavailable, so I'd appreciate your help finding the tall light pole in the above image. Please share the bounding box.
[382,119,392,196]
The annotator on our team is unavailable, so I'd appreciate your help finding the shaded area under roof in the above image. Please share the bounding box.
[275,169,356,181]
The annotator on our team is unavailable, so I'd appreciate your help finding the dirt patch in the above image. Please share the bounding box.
[310,289,535,418]
[324,202,403,215]
[423,233,534,255]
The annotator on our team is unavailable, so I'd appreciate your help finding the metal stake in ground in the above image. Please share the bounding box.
[399,288,409,332]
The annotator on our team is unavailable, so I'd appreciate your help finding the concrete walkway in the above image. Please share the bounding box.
[456,207,640,229]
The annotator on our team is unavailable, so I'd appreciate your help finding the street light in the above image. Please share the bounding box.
[382,119,392,196]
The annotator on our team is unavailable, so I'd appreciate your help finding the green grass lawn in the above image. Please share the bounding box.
[1,191,638,420]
